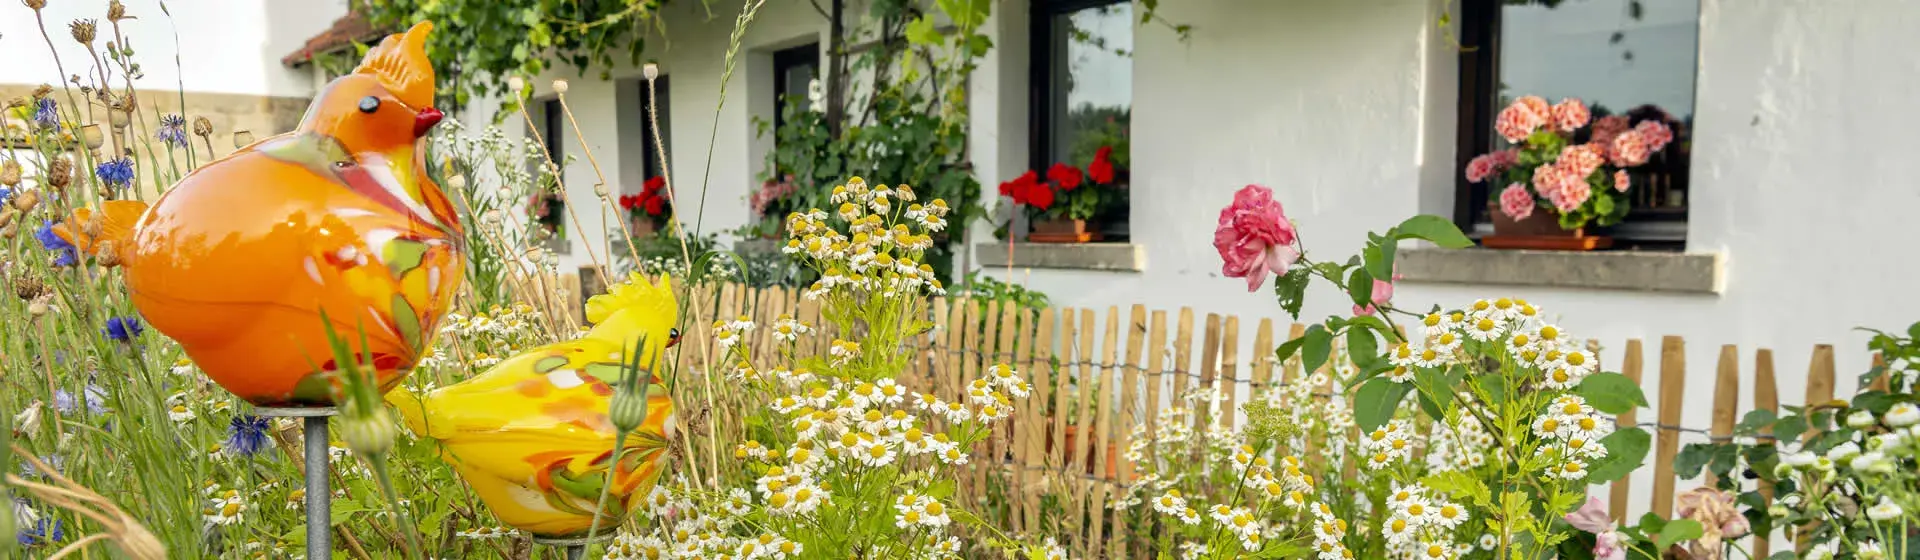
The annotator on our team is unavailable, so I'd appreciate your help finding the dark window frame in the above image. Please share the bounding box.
[1454,0,1697,250]
[541,97,565,165]
[771,43,820,139]
[637,74,671,181]
[1029,0,1132,239]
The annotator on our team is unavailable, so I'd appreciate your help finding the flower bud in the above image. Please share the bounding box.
[593,183,608,199]
[0,160,20,186]
[28,300,51,316]
[552,79,570,94]
[1767,503,1790,518]
[507,76,526,94]
[1846,410,1876,428]
[95,240,121,267]
[609,384,649,433]
[24,0,45,10]
[643,64,659,80]
[192,116,213,137]
[10,191,37,212]
[107,0,127,21]
[1772,463,1795,480]
[338,408,399,456]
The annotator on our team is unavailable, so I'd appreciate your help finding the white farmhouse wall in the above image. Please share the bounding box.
[0,0,346,96]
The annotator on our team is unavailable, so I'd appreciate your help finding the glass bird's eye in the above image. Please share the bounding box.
[357,96,380,113]
[667,328,683,347]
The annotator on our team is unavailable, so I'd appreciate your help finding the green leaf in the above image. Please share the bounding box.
[1302,324,1332,374]
[1673,443,1714,479]
[1585,428,1652,483]
[1654,519,1703,550]
[1421,470,1493,507]
[1736,409,1777,433]
[1355,377,1412,432]
[1575,372,1649,415]
[1272,266,1311,319]
[1393,215,1474,248]
[1275,336,1307,365]
[905,16,940,46]
[1347,268,1375,308]
[1347,327,1379,371]
[1771,415,1807,444]
[1594,190,1616,216]
[1364,240,1397,283]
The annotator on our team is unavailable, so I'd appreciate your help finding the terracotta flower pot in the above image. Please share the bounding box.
[1029,218,1100,244]
[1483,202,1612,250]
[629,215,657,237]
[1045,423,1119,479]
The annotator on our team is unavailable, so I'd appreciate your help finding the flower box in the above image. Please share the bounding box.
[1483,202,1613,251]
[1029,218,1101,244]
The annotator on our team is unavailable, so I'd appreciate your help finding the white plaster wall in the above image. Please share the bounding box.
[963,0,1920,527]
[0,0,345,96]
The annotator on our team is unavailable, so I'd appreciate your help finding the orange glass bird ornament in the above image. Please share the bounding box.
[56,21,463,407]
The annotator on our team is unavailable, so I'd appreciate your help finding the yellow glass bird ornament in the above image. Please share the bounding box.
[387,273,679,538]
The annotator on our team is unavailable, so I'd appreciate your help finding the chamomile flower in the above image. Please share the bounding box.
[168,404,197,423]
[204,497,247,526]
[1464,316,1505,342]
[1866,496,1904,521]
[1152,491,1189,515]
[1885,403,1920,427]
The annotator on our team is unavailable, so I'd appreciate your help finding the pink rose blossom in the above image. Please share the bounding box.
[1551,98,1591,132]
[1634,120,1674,152]
[1613,170,1631,192]
[1555,175,1592,212]
[1499,183,1535,220]
[1566,498,1627,560]
[1610,130,1652,167]
[1558,144,1606,180]
[1213,184,1300,292]
[1591,115,1631,146]
[1495,100,1546,143]
[1517,96,1551,121]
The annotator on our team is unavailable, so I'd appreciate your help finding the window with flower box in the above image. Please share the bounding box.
[1024,0,1132,242]
[1455,0,1699,249]
[771,43,819,145]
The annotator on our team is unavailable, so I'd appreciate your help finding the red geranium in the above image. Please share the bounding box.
[644,195,665,215]
[1023,181,1054,210]
[1047,163,1083,191]
[643,175,666,195]
[1000,170,1040,204]
[1088,146,1115,185]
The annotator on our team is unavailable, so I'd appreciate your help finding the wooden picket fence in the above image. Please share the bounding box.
[558,277,1865,558]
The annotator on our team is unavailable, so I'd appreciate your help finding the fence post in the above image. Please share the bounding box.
[1611,339,1644,523]
[1706,345,1740,488]
[1752,348,1779,558]
[1797,344,1837,552]
[1651,336,1686,518]
[1220,316,1241,429]
[1087,308,1121,558]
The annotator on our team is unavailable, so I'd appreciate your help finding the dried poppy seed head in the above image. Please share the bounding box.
[47,157,73,189]
[0,159,20,186]
[70,19,97,44]
[24,0,46,10]
[192,115,213,137]
[13,275,48,300]
[32,84,52,99]
[11,190,39,212]
[107,0,126,21]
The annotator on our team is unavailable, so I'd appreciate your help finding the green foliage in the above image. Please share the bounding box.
[1572,372,1649,415]
[1585,429,1650,482]
[1354,377,1411,432]
[359,0,669,110]
[957,272,1052,311]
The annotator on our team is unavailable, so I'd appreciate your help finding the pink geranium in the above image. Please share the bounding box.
[1613,170,1630,192]
[1554,174,1592,212]
[1551,98,1591,132]
[1517,96,1551,120]
[1531,164,1564,200]
[1591,115,1631,147]
[1559,144,1606,179]
[1610,130,1652,167]
[1499,183,1535,220]
[1465,154,1498,183]
[1495,100,1546,143]
[1213,184,1299,292]
[1634,120,1674,152]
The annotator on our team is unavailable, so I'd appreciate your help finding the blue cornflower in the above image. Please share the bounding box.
[52,385,106,415]
[226,415,272,457]
[17,518,65,547]
[32,98,59,129]
[0,187,12,203]
[32,220,78,267]
[103,316,144,341]
[95,157,134,190]
[155,113,188,147]
[16,454,64,479]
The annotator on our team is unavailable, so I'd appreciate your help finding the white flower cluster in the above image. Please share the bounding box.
[1424,412,1495,473]
[1531,395,1615,480]
[603,500,807,560]
[1148,449,1322,552]
[203,488,247,526]
[1391,299,1596,390]
[422,304,547,370]
[1360,419,1418,470]
[1378,483,1471,559]
[781,177,949,299]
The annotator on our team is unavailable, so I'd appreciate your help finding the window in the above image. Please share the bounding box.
[771,44,819,140]
[541,97,565,166]
[638,75,671,181]
[1455,0,1700,249]
[1031,0,1133,240]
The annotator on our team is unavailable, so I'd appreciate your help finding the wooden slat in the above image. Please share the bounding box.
[1119,305,1146,482]
[1200,314,1222,416]
[973,299,1002,500]
[1024,308,1056,537]
[1003,303,1032,533]
[1651,335,1686,518]
[1752,348,1779,558]
[1069,309,1097,552]
[1052,308,1076,474]
[1144,311,1168,471]
[1088,307,1120,558]
[1706,345,1740,487]
[931,298,953,402]
[1804,345,1836,442]
[1220,316,1241,429]
[1251,319,1275,394]
[1870,352,1890,391]
[1611,339,1645,523]
[1171,309,1195,427]
[1283,323,1306,407]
